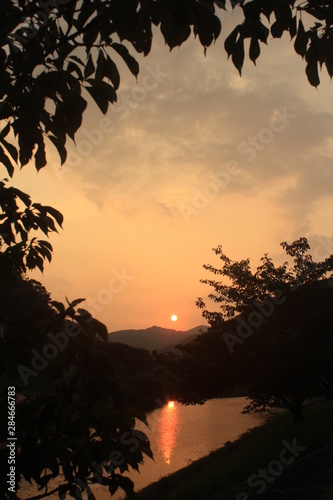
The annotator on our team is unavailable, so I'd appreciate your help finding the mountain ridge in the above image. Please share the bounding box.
[108,324,208,351]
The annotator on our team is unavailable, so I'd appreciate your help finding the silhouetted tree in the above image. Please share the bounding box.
[0,182,152,499]
[189,238,333,422]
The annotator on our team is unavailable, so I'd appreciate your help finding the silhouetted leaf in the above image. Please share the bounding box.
[68,297,86,308]
[0,145,14,177]
[232,37,245,75]
[257,22,270,44]
[111,43,139,77]
[44,206,64,228]
[51,300,66,314]
[289,15,297,39]
[249,36,260,64]
[84,54,95,79]
[48,135,67,165]
[85,84,109,114]
[306,58,320,87]
[105,55,120,90]
[295,20,308,57]
[34,139,47,171]
[0,136,18,164]
[271,19,284,38]
[224,26,239,58]
[11,187,31,207]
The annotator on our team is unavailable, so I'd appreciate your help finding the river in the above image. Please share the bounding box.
[20,397,267,499]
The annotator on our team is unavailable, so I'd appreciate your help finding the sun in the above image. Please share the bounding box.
[171,314,177,322]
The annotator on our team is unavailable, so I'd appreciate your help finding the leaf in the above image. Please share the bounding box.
[257,22,269,44]
[11,187,31,207]
[48,134,67,165]
[111,43,139,77]
[305,44,320,87]
[105,55,120,90]
[289,15,297,39]
[0,136,18,163]
[69,55,85,66]
[34,139,47,171]
[83,22,99,49]
[84,54,95,79]
[86,79,117,103]
[294,20,308,57]
[232,37,245,76]
[51,300,66,314]
[0,145,14,177]
[85,85,109,114]
[44,206,64,228]
[306,59,320,87]
[68,297,86,308]
[249,36,260,65]
[325,51,333,78]
[36,243,52,262]
[0,122,10,138]
[224,26,239,58]
[95,50,105,80]
[67,61,84,79]
[271,20,285,39]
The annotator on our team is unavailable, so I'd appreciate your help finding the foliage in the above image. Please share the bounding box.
[187,238,333,422]
[0,1,333,177]
[0,179,63,274]
[0,281,153,499]
[0,183,152,498]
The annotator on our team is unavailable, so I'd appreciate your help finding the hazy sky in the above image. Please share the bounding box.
[8,11,333,332]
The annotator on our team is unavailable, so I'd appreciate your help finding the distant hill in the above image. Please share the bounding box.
[108,325,208,351]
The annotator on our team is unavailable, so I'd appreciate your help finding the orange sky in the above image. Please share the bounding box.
[7,15,333,332]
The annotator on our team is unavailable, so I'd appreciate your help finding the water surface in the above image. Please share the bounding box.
[20,397,267,499]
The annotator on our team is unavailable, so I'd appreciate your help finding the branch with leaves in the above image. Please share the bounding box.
[0,0,332,177]
[0,179,63,273]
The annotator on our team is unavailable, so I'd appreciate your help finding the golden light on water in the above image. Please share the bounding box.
[158,401,179,464]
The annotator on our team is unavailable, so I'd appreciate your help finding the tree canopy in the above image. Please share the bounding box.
[179,238,333,422]
[0,183,157,499]
[0,0,333,176]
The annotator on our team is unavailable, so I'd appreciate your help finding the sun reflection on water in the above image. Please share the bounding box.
[158,401,179,465]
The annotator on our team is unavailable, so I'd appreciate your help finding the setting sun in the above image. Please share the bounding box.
[171,314,178,322]
[168,401,175,408]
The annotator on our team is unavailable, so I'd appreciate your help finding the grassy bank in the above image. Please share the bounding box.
[133,399,333,499]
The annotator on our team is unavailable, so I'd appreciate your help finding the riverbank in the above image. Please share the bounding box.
[134,399,333,499]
